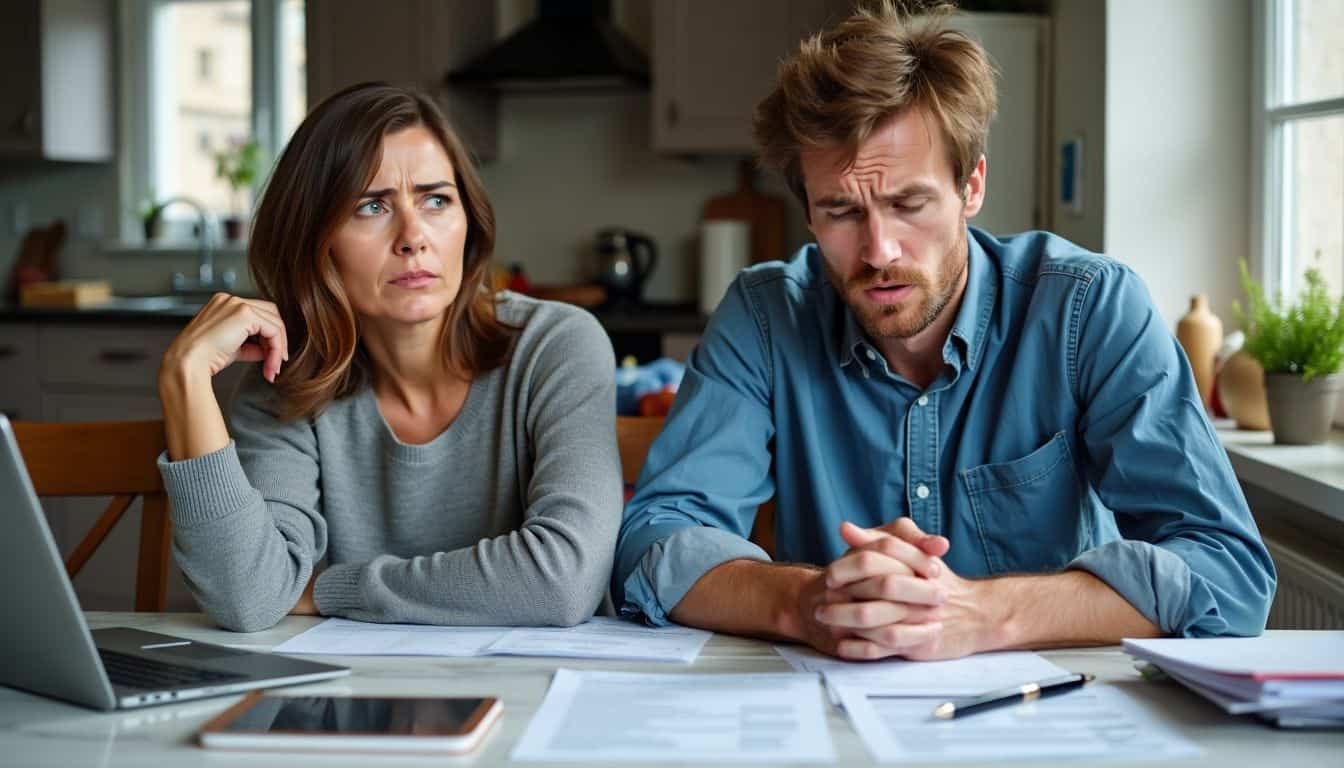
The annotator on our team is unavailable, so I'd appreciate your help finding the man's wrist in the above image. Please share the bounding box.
[772,564,820,642]
[969,577,1021,651]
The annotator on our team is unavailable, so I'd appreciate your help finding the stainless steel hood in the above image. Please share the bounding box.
[447,0,649,91]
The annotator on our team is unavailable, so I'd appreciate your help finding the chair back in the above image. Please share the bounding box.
[12,420,171,611]
[616,416,776,557]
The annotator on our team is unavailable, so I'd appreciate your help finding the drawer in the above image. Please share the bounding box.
[39,325,180,391]
[0,324,42,420]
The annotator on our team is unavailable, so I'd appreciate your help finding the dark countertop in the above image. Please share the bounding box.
[0,299,710,333]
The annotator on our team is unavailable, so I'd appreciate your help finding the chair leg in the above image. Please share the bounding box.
[136,495,172,612]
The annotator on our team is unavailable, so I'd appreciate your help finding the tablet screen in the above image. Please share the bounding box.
[223,696,492,736]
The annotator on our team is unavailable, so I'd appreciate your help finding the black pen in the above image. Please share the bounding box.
[932,673,1095,719]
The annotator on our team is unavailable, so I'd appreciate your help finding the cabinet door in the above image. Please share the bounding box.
[653,0,844,153]
[0,324,42,421]
[306,0,497,159]
[0,0,41,156]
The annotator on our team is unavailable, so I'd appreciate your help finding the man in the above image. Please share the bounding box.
[613,2,1275,660]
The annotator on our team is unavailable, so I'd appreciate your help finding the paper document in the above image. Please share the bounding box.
[1123,632,1344,678]
[512,669,835,763]
[837,684,1201,763]
[775,644,1074,700]
[274,617,711,663]
[486,617,711,663]
[272,618,507,656]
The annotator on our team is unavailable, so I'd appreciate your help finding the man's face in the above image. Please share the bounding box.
[802,109,985,343]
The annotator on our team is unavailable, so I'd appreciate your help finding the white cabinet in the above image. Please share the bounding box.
[652,0,845,154]
[0,0,113,161]
[305,0,499,160]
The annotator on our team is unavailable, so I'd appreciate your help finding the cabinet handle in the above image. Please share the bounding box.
[18,110,36,136]
[665,100,679,127]
[0,344,15,358]
[98,349,150,364]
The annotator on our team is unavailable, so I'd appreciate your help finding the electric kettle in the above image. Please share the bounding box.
[594,228,657,306]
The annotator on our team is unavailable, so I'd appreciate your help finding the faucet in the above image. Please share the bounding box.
[154,196,237,294]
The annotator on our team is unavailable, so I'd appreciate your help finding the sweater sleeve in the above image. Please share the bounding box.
[312,308,623,627]
[157,370,326,632]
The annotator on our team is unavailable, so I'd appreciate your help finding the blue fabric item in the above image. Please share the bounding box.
[616,357,686,416]
[614,228,1276,636]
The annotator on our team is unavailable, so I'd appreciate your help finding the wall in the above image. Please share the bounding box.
[1104,0,1252,328]
[1048,0,1105,251]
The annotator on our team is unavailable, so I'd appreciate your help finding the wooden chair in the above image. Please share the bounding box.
[12,420,171,611]
[616,416,776,557]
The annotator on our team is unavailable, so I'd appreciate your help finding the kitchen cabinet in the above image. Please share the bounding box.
[0,0,113,161]
[305,0,499,160]
[2,318,244,611]
[653,0,846,154]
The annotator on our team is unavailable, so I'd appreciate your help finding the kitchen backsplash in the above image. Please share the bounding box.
[0,91,809,303]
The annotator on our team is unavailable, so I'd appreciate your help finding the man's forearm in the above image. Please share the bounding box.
[979,569,1162,651]
[669,559,818,643]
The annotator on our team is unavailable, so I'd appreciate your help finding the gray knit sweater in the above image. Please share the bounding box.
[158,294,622,632]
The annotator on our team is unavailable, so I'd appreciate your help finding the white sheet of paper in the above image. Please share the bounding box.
[272,617,712,663]
[837,684,1201,763]
[271,618,508,656]
[511,669,835,763]
[775,645,1074,698]
[485,617,712,663]
[1123,631,1344,677]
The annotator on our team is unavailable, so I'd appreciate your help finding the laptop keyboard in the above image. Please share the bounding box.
[98,648,246,691]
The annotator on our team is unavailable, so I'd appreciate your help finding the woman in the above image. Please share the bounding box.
[157,83,621,632]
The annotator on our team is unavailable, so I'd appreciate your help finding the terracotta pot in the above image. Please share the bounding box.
[1176,295,1222,410]
[1217,351,1270,430]
[1264,372,1344,445]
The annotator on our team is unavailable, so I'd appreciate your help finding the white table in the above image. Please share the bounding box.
[2,614,1340,766]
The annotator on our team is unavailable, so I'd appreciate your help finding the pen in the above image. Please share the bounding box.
[932,673,1095,720]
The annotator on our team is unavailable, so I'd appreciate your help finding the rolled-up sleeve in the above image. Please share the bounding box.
[1068,262,1276,637]
[613,275,777,623]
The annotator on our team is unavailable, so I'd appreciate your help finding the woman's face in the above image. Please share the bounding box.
[328,125,467,330]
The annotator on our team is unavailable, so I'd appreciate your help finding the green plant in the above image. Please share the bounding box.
[1235,260,1344,380]
[213,138,262,213]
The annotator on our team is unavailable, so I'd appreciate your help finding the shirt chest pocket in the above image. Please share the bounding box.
[959,432,1089,575]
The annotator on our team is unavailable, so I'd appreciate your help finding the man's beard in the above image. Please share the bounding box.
[828,225,968,341]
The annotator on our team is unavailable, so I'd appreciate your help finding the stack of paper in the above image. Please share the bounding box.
[1123,631,1344,728]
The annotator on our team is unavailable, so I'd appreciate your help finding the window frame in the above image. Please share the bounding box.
[1251,0,1344,300]
[116,0,298,243]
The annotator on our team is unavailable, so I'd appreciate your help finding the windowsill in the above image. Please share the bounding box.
[102,241,247,258]
[1217,423,1344,526]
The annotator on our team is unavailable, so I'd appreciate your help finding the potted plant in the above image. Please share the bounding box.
[213,138,261,242]
[1236,261,1344,444]
[139,196,162,242]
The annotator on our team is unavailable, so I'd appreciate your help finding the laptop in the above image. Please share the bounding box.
[0,414,349,711]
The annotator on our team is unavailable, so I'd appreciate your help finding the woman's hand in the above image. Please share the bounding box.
[161,293,289,383]
[159,293,290,461]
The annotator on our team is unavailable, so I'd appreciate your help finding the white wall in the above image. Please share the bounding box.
[1049,0,1106,251]
[1104,0,1251,329]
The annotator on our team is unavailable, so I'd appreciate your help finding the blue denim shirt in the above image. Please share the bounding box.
[615,227,1275,637]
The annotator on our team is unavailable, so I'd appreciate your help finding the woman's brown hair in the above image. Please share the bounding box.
[753,1,998,209]
[248,82,515,421]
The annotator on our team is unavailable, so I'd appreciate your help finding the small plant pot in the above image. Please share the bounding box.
[141,216,162,242]
[1264,372,1344,445]
[222,216,247,242]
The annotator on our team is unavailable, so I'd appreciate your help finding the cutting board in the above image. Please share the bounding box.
[20,280,112,309]
[703,161,788,265]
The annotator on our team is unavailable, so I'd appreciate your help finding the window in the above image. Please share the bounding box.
[1256,0,1344,299]
[122,0,306,239]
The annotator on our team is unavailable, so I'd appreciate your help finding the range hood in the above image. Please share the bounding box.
[448,0,649,91]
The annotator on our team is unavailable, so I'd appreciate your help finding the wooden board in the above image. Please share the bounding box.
[20,280,112,309]
[703,161,788,265]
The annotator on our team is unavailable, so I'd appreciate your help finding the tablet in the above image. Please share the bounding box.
[199,692,501,754]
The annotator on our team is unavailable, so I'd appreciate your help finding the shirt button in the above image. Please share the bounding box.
[865,348,877,361]
[916,484,930,499]
[917,396,929,406]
